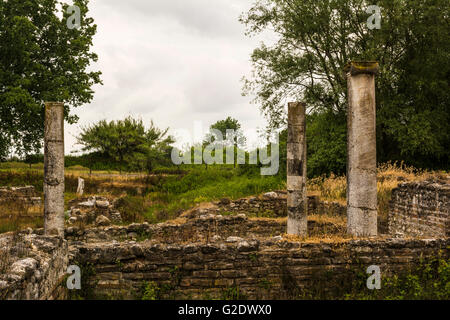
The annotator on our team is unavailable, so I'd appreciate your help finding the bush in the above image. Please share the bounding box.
[297,255,449,300]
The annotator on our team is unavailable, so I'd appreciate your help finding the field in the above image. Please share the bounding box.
[0,161,444,234]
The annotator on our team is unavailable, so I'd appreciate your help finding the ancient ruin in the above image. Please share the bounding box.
[345,62,379,237]
[0,181,448,299]
[1,77,449,300]
[0,187,41,207]
[389,179,450,238]
[44,102,65,237]
[287,102,308,236]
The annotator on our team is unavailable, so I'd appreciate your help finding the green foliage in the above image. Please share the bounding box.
[0,0,102,158]
[68,261,98,300]
[222,286,247,300]
[107,166,284,223]
[149,167,284,218]
[258,278,272,291]
[159,168,234,195]
[205,117,246,147]
[377,256,450,300]
[0,170,43,191]
[306,111,347,176]
[241,0,450,171]
[136,230,153,242]
[249,253,259,262]
[275,115,347,177]
[114,196,147,224]
[24,153,44,168]
[297,256,450,300]
[151,167,187,175]
[65,153,121,172]
[138,267,184,300]
[140,281,159,300]
[76,117,174,173]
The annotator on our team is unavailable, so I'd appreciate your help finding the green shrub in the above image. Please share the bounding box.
[297,255,449,300]
[141,281,160,300]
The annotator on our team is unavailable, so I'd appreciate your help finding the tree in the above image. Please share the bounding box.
[203,117,246,168]
[206,117,245,146]
[0,0,102,159]
[76,117,174,173]
[24,153,44,169]
[241,0,450,171]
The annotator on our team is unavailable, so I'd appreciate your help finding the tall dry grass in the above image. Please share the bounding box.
[308,162,442,227]
[0,203,43,233]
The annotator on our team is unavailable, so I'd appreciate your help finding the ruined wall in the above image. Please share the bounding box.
[388,179,449,238]
[71,238,449,300]
[65,215,285,243]
[0,234,68,300]
[63,214,343,244]
[204,192,345,217]
[67,196,122,226]
[0,186,41,207]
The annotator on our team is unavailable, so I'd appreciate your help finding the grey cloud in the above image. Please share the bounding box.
[66,0,267,153]
[95,0,245,38]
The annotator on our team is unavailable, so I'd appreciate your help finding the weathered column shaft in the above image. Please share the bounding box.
[287,102,307,236]
[44,102,65,237]
[345,62,379,237]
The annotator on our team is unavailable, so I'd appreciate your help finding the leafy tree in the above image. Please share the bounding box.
[0,0,102,159]
[24,153,44,168]
[203,117,246,168]
[241,0,450,171]
[205,117,246,147]
[76,117,174,173]
[306,111,347,176]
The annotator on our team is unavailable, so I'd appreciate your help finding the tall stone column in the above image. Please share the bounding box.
[287,102,307,236]
[44,102,65,237]
[344,62,379,237]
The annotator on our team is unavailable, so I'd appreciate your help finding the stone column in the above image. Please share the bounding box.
[44,102,65,237]
[77,177,85,196]
[287,102,307,236]
[344,62,379,237]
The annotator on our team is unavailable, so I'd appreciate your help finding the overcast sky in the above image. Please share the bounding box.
[66,0,275,154]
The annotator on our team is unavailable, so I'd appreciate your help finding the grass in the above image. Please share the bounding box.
[143,168,284,222]
[0,202,44,233]
[308,161,444,228]
[0,169,160,195]
[0,161,445,233]
[115,167,284,224]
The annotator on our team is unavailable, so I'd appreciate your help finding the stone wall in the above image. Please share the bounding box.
[63,214,344,244]
[0,186,41,207]
[71,238,449,300]
[65,214,284,244]
[67,196,122,226]
[388,179,449,238]
[195,191,346,217]
[0,233,69,300]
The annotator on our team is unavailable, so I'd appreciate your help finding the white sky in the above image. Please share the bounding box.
[66,0,276,154]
